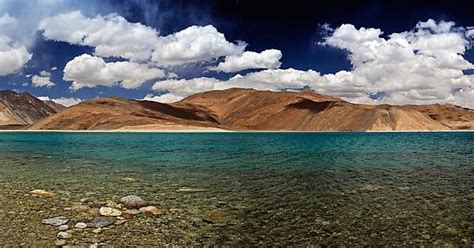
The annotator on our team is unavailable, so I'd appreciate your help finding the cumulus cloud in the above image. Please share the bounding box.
[0,13,15,25]
[209,49,282,73]
[0,38,32,76]
[142,93,183,103]
[38,96,82,107]
[63,54,166,90]
[39,11,160,61]
[151,25,246,66]
[151,68,323,99]
[318,19,474,107]
[31,70,55,87]
[39,12,246,66]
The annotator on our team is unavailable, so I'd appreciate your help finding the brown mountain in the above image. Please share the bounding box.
[0,90,65,129]
[29,88,474,131]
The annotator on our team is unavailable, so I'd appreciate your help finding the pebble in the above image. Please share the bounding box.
[74,222,87,229]
[122,209,141,219]
[99,207,122,217]
[70,204,90,212]
[58,225,69,231]
[57,232,72,239]
[119,195,147,209]
[42,216,69,226]
[360,184,383,192]
[92,228,102,234]
[202,210,223,224]
[55,239,67,246]
[114,219,127,225]
[139,206,165,216]
[92,217,116,228]
[121,177,138,182]
[30,189,56,197]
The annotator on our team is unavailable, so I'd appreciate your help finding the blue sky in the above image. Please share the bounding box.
[0,0,473,107]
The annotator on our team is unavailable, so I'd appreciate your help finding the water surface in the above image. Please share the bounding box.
[0,132,472,246]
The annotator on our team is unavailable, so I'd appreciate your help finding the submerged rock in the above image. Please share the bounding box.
[176,187,208,193]
[139,206,166,216]
[55,239,67,246]
[57,232,72,239]
[202,210,223,224]
[74,222,87,229]
[42,216,69,226]
[58,225,69,231]
[92,217,116,228]
[119,195,147,209]
[122,209,141,219]
[359,184,383,192]
[121,177,139,182]
[99,207,122,217]
[30,189,56,197]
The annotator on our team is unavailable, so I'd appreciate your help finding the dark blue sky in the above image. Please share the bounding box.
[0,0,473,102]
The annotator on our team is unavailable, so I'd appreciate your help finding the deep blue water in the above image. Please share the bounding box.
[0,132,472,246]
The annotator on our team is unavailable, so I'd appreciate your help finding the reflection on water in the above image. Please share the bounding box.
[0,132,472,246]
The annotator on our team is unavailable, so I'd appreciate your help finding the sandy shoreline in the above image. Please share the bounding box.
[0,129,472,133]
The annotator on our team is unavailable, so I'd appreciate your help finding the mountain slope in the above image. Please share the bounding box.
[28,88,474,131]
[173,89,460,131]
[29,97,220,130]
[0,90,64,129]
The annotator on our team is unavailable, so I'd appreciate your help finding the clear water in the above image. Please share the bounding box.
[0,132,472,246]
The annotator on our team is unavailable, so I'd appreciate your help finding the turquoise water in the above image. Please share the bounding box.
[0,132,473,246]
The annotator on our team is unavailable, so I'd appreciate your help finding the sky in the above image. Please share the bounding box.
[0,0,473,108]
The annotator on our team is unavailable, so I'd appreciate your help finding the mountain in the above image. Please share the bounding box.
[29,97,220,130]
[0,90,65,129]
[30,88,474,131]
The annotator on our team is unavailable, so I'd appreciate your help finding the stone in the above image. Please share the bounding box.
[121,177,138,182]
[360,184,383,192]
[202,210,223,224]
[92,228,102,234]
[176,187,208,193]
[71,204,90,212]
[58,225,69,231]
[99,207,122,216]
[42,216,69,226]
[55,239,67,247]
[119,195,147,209]
[74,222,87,229]
[92,217,116,228]
[57,232,72,239]
[30,189,56,197]
[89,244,99,248]
[122,209,141,219]
[139,206,166,216]
[114,219,127,225]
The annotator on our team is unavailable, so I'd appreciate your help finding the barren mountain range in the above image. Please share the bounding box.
[1,88,473,131]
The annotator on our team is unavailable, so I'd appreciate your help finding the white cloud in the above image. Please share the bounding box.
[0,36,32,76]
[151,68,323,99]
[151,25,246,66]
[31,70,55,87]
[63,54,166,90]
[142,93,183,103]
[39,12,246,66]
[318,19,474,107]
[51,66,57,71]
[39,11,160,61]
[38,96,82,107]
[0,13,15,25]
[209,49,282,73]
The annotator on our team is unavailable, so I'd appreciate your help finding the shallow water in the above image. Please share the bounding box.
[0,132,473,246]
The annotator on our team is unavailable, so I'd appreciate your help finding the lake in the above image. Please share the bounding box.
[0,132,472,246]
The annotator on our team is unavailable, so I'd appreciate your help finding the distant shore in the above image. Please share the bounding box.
[0,129,473,133]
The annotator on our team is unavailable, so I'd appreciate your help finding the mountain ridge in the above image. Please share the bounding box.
[27,88,474,131]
